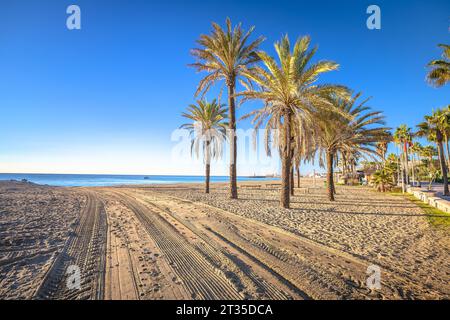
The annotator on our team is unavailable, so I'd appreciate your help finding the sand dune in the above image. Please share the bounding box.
[0,180,448,299]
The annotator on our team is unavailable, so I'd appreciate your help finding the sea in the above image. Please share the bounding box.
[0,173,277,187]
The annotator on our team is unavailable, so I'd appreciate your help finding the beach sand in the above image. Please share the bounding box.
[0,180,448,299]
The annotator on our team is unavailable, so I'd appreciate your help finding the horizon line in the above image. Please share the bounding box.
[0,172,288,177]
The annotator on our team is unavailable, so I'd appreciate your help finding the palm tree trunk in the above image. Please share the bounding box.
[428,155,433,189]
[296,163,301,188]
[333,171,337,194]
[326,150,335,201]
[411,154,416,187]
[392,166,396,185]
[342,154,346,176]
[437,140,449,195]
[396,147,401,188]
[399,146,406,193]
[290,165,294,196]
[205,163,210,193]
[205,141,211,193]
[445,135,450,171]
[414,153,421,187]
[404,145,410,185]
[281,110,292,208]
[227,83,238,199]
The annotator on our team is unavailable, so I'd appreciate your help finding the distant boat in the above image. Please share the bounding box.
[245,173,266,178]
[143,176,150,180]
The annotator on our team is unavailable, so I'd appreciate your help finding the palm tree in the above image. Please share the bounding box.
[437,105,450,169]
[376,141,389,162]
[420,145,438,189]
[240,35,346,208]
[393,125,413,189]
[420,145,437,165]
[181,99,228,193]
[421,145,437,169]
[190,18,265,199]
[417,109,449,195]
[372,169,393,192]
[385,153,400,185]
[410,142,423,187]
[338,150,360,181]
[426,44,450,87]
[315,93,390,201]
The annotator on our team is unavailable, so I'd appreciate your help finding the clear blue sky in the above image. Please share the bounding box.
[0,0,449,175]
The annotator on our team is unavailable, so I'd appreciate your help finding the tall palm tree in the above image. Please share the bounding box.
[240,35,346,208]
[315,93,390,201]
[426,44,450,87]
[372,169,393,192]
[190,18,264,199]
[417,109,449,195]
[181,99,228,193]
[410,142,423,187]
[437,105,450,169]
[420,145,438,188]
[338,150,360,178]
[386,153,400,185]
[293,151,302,188]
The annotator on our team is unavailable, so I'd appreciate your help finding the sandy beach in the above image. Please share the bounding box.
[0,180,448,300]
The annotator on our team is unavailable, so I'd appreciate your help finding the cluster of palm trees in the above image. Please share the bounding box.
[181,18,448,208]
[372,44,450,194]
[416,107,450,195]
[374,107,450,195]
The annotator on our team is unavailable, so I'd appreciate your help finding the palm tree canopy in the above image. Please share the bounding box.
[315,92,391,167]
[416,109,448,142]
[420,145,438,158]
[372,168,393,192]
[427,44,450,87]
[180,99,228,161]
[386,153,399,163]
[393,124,413,150]
[417,108,450,194]
[437,105,450,138]
[410,142,423,154]
[190,18,265,96]
[376,140,389,158]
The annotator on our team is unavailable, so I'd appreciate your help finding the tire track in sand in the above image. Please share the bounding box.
[152,191,446,299]
[35,191,107,300]
[134,194,307,300]
[108,190,243,300]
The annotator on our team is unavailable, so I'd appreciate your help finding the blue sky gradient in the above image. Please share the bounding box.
[0,0,449,175]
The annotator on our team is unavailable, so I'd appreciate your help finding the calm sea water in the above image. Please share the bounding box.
[0,173,277,187]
